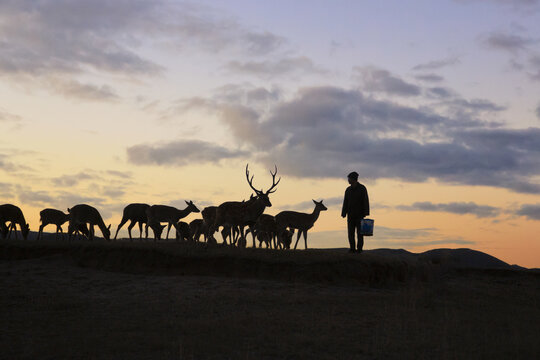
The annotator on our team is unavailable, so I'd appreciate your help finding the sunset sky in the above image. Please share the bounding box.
[1,0,539,267]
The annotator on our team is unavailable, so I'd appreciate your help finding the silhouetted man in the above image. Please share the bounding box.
[341,171,369,253]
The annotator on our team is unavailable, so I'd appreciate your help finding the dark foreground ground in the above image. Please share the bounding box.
[1,238,539,359]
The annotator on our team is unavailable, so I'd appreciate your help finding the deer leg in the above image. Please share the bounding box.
[113,217,129,240]
[9,223,17,240]
[55,225,62,241]
[58,225,65,241]
[127,220,136,241]
[138,222,143,240]
[89,225,95,241]
[144,223,149,240]
[303,230,308,249]
[220,226,228,245]
[250,225,257,248]
[293,229,302,250]
[166,223,173,240]
[37,224,45,241]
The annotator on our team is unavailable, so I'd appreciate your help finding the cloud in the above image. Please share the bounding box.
[0,155,17,172]
[0,108,22,124]
[212,84,281,105]
[414,73,445,83]
[530,55,540,81]
[516,204,540,220]
[49,79,119,102]
[15,188,106,209]
[412,57,460,71]
[126,139,248,166]
[106,170,133,179]
[482,32,534,53]
[397,201,500,218]
[355,66,421,96]
[202,84,540,194]
[225,57,323,77]
[0,182,14,199]
[427,87,455,98]
[309,227,474,249]
[536,103,540,119]
[455,0,540,8]
[52,172,97,187]
[444,98,506,113]
[0,0,287,98]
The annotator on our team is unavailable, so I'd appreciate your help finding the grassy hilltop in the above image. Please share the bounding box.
[1,235,539,359]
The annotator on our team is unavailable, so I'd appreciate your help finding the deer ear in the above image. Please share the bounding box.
[312,199,316,204]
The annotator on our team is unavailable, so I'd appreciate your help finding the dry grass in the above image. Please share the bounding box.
[1,238,539,359]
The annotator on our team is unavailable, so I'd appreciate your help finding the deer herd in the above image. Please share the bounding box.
[0,165,327,250]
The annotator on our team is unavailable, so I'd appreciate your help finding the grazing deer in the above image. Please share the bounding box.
[0,204,30,240]
[277,228,295,249]
[275,200,327,250]
[37,208,89,241]
[67,204,111,241]
[210,164,280,247]
[175,221,192,241]
[146,201,200,241]
[247,214,277,248]
[190,219,206,242]
[193,215,235,244]
[113,203,150,241]
[0,221,8,239]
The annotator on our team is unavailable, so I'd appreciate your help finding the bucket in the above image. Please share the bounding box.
[360,218,374,236]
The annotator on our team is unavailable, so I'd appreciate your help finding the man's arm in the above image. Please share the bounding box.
[363,186,370,216]
[341,189,348,218]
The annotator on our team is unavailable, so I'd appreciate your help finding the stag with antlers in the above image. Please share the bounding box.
[209,164,280,247]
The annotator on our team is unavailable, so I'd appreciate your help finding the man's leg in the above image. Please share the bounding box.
[347,218,356,252]
[356,219,364,252]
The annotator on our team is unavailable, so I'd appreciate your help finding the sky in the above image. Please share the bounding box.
[0,0,539,267]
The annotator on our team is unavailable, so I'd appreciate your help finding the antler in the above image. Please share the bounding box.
[245,164,261,194]
[245,164,281,195]
[266,165,281,194]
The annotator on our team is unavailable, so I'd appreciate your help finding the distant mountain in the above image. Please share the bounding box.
[418,248,516,269]
[3,231,530,270]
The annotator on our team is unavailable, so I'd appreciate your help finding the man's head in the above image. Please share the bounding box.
[347,171,359,185]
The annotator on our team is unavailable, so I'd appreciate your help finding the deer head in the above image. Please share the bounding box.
[185,200,200,213]
[245,164,280,207]
[313,199,328,212]
[21,223,30,240]
[103,224,112,240]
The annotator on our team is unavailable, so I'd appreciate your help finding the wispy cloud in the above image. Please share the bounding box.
[0,0,287,99]
[0,108,22,124]
[52,172,97,187]
[414,73,445,83]
[482,32,535,53]
[516,203,540,220]
[455,0,540,9]
[309,227,474,249]
[225,57,324,77]
[397,201,500,218]
[126,139,248,167]
[49,79,119,102]
[355,66,421,97]
[412,57,460,71]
